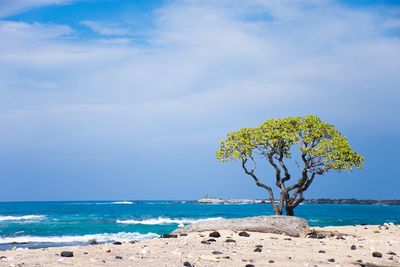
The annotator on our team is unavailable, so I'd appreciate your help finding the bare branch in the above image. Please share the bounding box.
[241,158,280,214]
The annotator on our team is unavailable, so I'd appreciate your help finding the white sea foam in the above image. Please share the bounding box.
[0,232,158,244]
[116,217,223,225]
[111,201,133,205]
[0,215,46,222]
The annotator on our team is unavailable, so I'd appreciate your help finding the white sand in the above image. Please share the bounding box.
[0,225,399,266]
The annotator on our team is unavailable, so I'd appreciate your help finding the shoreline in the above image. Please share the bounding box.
[1,224,399,266]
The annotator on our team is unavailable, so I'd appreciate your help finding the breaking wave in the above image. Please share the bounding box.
[111,201,134,205]
[0,215,46,222]
[0,232,158,244]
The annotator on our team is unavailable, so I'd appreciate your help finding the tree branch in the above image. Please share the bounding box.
[241,157,279,214]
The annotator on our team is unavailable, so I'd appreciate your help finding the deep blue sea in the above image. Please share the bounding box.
[1,201,399,250]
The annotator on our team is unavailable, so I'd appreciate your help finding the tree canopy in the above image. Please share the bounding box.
[216,115,364,215]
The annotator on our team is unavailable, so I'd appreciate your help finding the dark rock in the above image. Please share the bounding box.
[284,238,292,241]
[239,231,250,237]
[318,250,326,253]
[287,257,292,260]
[356,260,362,263]
[60,251,73,257]
[254,247,262,252]
[161,234,178,238]
[372,252,382,258]
[223,256,230,259]
[351,245,357,250]
[245,265,255,267]
[113,241,122,245]
[269,260,274,263]
[183,262,192,267]
[212,251,223,255]
[255,245,263,248]
[209,231,221,238]
[208,238,216,242]
[180,233,188,236]
[0,256,6,260]
[327,258,335,262]
[389,257,394,260]
[129,240,137,244]
[83,252,88,255]
[308,232,318,239]
[201,240,211,244]
[226,239,236,243]
[387,251,396,255]
[89,239,99,245]
[115,256,123,260]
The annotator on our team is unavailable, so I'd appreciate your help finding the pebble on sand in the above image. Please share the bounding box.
[60,251,73,257]
[239,231,250,237]
[209,231,221,238]
[372,252,382,258]
[254,247,262,252]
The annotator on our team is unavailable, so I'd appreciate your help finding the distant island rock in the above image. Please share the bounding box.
[197,198,268,204]
[195,198,400,205]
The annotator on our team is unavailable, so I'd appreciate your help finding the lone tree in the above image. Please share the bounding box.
[216,115,364,216]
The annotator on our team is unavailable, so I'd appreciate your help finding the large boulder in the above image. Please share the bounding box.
[173,216,309,237]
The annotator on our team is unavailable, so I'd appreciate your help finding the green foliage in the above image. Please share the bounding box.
[216,115,364,173]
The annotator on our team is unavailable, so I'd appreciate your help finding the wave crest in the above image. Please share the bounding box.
[116,217,223,225]
[111,201,133,205]
[0,232,158,244]
[0,215,46,222]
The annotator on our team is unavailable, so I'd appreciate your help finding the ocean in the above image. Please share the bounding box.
[0,201,399,250]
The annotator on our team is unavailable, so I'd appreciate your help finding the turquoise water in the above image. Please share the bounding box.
[0,201,399,250]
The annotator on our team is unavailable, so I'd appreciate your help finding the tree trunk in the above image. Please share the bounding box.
[285,206,295,216]
[274,206,283,215]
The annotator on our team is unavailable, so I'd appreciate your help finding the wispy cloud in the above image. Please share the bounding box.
[0,20,73,39]
[0,0,399,146]
[80,20,129,36]
[0,0,400,200]
[0,0,72,18]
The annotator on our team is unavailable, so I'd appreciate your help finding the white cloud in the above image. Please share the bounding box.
[0,0,72,18]
[0,0,399,150]
[0,20,73,39]
[80,20,129,36]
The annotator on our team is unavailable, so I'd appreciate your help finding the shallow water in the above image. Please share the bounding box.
[0,201,399,250]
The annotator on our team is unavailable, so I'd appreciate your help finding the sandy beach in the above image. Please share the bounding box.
[0,224,398,267]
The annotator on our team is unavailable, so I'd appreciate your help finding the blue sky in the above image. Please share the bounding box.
[0,0,399,201]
